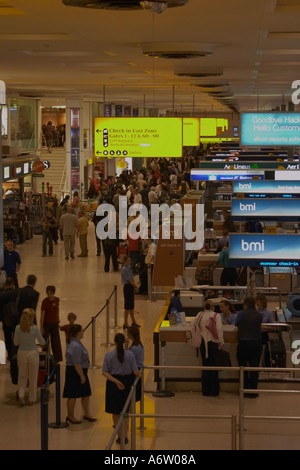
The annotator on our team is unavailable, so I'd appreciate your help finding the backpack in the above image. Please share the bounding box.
[186,313,203,348]
[195,263,215,285]
[3,301,18,328]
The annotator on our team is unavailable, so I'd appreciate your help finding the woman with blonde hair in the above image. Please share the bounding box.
[13,308,45,406]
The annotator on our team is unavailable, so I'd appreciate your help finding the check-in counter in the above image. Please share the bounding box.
[197,252,218,267]
[153,297,239,391]
[158,319,238,385]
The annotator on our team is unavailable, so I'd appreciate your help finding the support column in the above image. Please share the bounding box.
[0,80,6,268]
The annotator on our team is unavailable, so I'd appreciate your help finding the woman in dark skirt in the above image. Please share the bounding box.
[102,333,140,444]
[126,325,144,402]
[121,255,140,329]
[63,324,96,424]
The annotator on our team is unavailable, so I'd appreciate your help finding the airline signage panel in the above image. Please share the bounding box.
[190,169,264,182]
[231,198,300,219]
[233,180,300,194]
[229,234,300,264]
[241,113,300,146]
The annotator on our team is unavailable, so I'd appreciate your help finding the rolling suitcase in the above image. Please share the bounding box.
[266,331,286,368]
[38,349,55,387]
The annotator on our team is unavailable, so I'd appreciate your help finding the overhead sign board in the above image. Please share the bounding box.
[183,118,200,147]
[274,171,300,181]
[94,117,183,158]
[199,161,300,170]
[233,180,300,195]
[190,169,265,182]
[229,233,300,267]
[231,198,300,220]
[241,113,300,146]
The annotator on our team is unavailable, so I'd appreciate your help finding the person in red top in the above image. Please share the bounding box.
[40,285,62,363]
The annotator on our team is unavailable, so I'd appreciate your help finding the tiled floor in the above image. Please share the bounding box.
[1,230,300,451]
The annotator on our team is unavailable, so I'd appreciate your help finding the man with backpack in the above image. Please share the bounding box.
[0,277,19,361]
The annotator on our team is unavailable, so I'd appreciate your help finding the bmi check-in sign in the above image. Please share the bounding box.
[229,234,300,265]
[231,198,300,220]
[233,180,300,194]
[94,117,183,158]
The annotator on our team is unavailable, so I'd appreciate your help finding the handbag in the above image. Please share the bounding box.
[205,313,218,339]
[215,349,232,367]
[145,253,152,264]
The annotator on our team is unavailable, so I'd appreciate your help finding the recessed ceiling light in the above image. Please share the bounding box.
[62,1,188,11]
[175,70,223,78]
[142,42,213,59]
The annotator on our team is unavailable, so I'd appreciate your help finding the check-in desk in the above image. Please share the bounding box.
[157,319,238,391]
[153,294,239,392]
[197,253,218,267]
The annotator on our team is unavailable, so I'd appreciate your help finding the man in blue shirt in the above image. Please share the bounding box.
[2,240,21,288]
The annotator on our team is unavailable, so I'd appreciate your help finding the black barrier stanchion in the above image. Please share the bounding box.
[152,342,175,398]
[41,364,68,450]
[40,385,49,450]
[49,364,68,429]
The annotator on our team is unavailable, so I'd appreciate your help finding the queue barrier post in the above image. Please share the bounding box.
[114,285,119,328]
[83,287,119,359]
[40,385,49,450]
[138,368,147,431]
[48,364,68,429]
[152,342,174,398]
[90,316,101,369]
[101,299,114,347]
[40,364,58,450]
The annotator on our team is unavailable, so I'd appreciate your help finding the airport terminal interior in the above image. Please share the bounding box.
[2,0,300,452]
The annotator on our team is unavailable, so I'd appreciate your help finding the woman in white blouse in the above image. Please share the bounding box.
[13,308,45,406]
[199,301,224,397]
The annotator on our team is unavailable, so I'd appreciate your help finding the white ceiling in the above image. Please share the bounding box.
[1,0,300,113]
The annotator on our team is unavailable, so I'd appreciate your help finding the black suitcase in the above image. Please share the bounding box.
[266,331,286,368]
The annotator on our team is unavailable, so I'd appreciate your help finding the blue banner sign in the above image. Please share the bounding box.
[233,180,300,194]
[241,113,300,146]
[231,198,300,220]
[229,234,300,266]
[199,161,300,170]
[191,169,264,181]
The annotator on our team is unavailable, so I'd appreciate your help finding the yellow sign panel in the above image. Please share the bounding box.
[94,117,183,158]
[183,118,200,146]
[200,118,217,137]
[266,226,277,234]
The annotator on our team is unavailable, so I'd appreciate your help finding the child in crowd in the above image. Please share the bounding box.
[60,312,77,344]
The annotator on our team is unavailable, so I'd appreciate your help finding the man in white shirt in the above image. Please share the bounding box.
[148,187,159,205]
[59,206,78,260]
[133,188,142,205]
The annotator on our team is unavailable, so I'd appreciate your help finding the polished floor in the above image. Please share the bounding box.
[1,230,300,451]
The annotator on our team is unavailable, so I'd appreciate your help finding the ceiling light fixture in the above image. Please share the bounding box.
[62,0,188,11]
[140,1,168,13]
[143,42,213,59]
